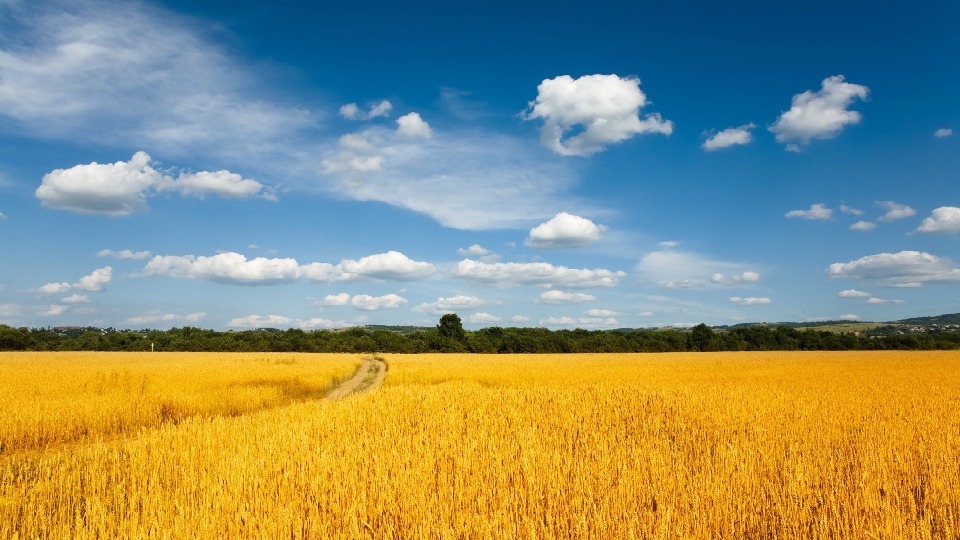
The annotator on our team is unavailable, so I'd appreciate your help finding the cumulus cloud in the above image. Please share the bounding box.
[770,75,869,151]
[934,128,953,138]
[36,152,270,216]
[536,290,597,304]
[916,207,960,234]
[227,314,345,330]
[458,244,492,257]
[785,203,832,220]
[711,272,760,286]
[827,250,960,287]
[511,315,530,323]
[466,312,501,324]
[838,289,871,298]
[37,282,72,295]
[522,74,672,156]
[702,123,755,151]
[840,314,861,321]
[455,259,624,288]
[396,112,432,139]
[413,295,491,314]
[143,250,434,285]
[538,316,620,329]
[729,296,772,305]
[350,294,407,311]
[584,309,618,317]
[850,221,876,232]
[865,297,904,305]
[37,266,112,294]
[74,266,112,291]
[98,249,151,260]
[840,205,863,215]
[315,293,352,307]
[61,294,91,304]
[124,312,207,325]
[876,201,915,222]
[39,304,69,317]
[339,100,393,120]
[144,253,300,285]
[525,212,607,248]
[637,250,758,290]
[338,251,436,281]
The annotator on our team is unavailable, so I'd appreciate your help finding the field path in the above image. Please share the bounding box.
[325,356,387,400]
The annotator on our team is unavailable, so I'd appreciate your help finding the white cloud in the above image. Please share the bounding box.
[656,240,680,248]
[164,170,268,199]
[350,294,407,311]
[36,152,269,216]
[865,297,904,305]
[525,212,607,248]
[536,290,597,304]
[0,304,23,317]
[226,314,345,330]
[61,294,91,304]
[711,272,760,286]
[455,259,624,288]
[320,124,579,230]
[638,311,654,317]
[637,250,757,290]
[466,312,501,324]
[827,250,960,287]
[0,1,312,159]
[459,244,492,257]
[340,100,393,120]
[934,128,953,138]
[144,253,301,284]
[702,123,755,151]
[38,266,112,294]
[785,203,832,220]
[538,316,620,329]
[876,201,915,222]
[770,75,869,150]
[838,289,871,298]
[37,282,72,295]
[729,296,772,305]
[584,309,618,317]
[839,205,863,215]
[396,112,432,139]
[124,312,207,325]
[916,207,960,234]
[339,251,436,281]
[511,315,530,323]
[522,74,672,156]
[413,295,490,314]
[98,249,151,260]
[850,221,876,232]
[74,266,113,291]
[0,212,6,220]
[315,293,352,307]
[840,314,861,321]
[146,250,434,285]
[39,304,68,317]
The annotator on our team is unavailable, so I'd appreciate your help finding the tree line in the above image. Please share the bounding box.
[1,317,958,353]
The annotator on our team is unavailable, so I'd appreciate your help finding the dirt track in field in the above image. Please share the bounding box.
[324,356,387,400]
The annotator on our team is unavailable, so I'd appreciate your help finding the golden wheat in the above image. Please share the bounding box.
[2,351,958,539]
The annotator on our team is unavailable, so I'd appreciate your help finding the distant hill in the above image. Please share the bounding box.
[895,313,960,326]
[363,324,431,334]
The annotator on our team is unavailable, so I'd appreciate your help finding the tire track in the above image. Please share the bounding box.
[324,356,387,400]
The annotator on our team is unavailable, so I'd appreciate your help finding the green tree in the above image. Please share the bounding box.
[690,323,715,352]
[437,314,465,342]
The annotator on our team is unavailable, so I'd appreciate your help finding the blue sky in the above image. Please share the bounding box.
[1,0,958,330]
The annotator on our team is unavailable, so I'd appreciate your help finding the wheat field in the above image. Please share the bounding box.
[2,351,959,538]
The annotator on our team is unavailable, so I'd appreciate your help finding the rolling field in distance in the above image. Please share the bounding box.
[2,351,959,538]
